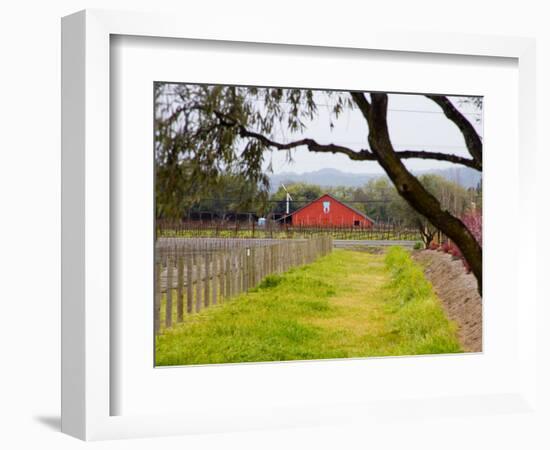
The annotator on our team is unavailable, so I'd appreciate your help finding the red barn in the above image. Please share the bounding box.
[288,193,374,227]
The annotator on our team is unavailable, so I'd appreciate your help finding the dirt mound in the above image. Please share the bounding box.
[412,250,482,352]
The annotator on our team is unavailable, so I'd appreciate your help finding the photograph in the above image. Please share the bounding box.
[153,83,483,367]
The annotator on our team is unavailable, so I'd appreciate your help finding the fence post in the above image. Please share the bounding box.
[233,252,238,296]
[239,249,245,294]
[204,252,210,308]
[186,253,193,315]
[195,254,202,312]
[212,253,218,306]
[244,247,249,292]
[248,246,253,288]
[177,256,184,323]
[154,259,161,335]
[225,253,232,300]
[262,246,269,279]
[250,247,256,287]
[165,255,173,329]
[219,252,226,301]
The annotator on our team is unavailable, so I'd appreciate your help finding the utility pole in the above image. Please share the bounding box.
[281,184,293,215]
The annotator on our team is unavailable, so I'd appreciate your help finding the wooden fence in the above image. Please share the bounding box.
[154,236,332,334]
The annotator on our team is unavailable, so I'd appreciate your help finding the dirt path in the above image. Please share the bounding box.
[412,250,482,352]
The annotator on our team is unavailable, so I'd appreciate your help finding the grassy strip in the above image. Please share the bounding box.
[155,249,461,366]
[155,255,345,366]
[382,247,462,355]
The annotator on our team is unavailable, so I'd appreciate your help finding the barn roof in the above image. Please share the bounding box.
[286,193,375,223]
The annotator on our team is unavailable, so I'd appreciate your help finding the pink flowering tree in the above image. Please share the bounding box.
[446,208,482,273]
[461,210,482,246]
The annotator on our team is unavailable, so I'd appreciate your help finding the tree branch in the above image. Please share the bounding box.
[425,95,482,169]
[350,91,371,117]
[352,92,483,294]
[395,150,478,169]
[214,110,479,169]
[238,126,369,161]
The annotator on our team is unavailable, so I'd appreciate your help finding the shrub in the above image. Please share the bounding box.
[258,274,283,289]
[448,209,482,269]
[413,241,423,250]
[450,248,462,259]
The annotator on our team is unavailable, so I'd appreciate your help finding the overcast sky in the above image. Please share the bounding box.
[261,93,483,175]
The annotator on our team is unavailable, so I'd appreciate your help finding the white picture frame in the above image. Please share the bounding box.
[61,9,538,441]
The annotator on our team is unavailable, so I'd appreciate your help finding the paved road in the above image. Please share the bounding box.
[333,239,417,248]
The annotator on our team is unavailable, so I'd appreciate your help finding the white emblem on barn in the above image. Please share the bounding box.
[323,201,330,214]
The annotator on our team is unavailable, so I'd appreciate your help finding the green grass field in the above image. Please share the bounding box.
[155,247,461,366]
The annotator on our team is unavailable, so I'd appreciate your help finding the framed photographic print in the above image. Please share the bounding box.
[152,82,483,367]
[61,9,538,441]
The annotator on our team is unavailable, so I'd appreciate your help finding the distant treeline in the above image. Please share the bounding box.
[156,170,481,245]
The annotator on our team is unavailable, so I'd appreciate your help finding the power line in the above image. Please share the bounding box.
[158,93,482,117]
[191,198,392,204]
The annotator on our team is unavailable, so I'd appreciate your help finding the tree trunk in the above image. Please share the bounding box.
[351,92,482,294]
[418,222,435,249]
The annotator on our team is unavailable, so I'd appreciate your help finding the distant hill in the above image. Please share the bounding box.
[269,167,481,191]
